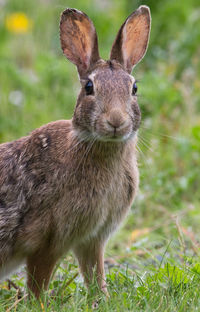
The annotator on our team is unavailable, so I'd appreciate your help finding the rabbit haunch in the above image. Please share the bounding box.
[0,5,151,299]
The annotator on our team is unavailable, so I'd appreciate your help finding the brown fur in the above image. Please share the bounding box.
[0,6,151,298]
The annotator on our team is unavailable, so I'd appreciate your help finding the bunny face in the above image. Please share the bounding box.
[72,60,141,142]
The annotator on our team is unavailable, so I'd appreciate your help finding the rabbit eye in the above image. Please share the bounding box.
[85,80,93,95]
[132,82,138,95]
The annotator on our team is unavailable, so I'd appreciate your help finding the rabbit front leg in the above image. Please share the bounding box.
[26,248,58,298]
[73,241,108,297]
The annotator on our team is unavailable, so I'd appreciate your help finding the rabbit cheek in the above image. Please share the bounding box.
[73,97,95,134]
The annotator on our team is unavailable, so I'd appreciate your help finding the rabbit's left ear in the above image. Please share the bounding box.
[110,6,151,74]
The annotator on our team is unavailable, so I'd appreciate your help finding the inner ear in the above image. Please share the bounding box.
[110,6,151,73]
[60,9,100,76]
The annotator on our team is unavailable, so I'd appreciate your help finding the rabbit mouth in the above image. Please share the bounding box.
[94,120,136,142]
[95,130,136,143]
[72,127,136,143]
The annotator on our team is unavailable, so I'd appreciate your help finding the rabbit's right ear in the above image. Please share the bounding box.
[60,9,100,77]
[110,6,151,73]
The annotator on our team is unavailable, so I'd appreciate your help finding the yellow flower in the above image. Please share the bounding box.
[5,12,32,34]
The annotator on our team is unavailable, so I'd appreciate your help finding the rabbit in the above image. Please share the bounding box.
[0,6,151,299]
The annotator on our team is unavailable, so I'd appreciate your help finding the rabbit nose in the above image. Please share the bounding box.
[106,109,127,130]
[107,119,125,130]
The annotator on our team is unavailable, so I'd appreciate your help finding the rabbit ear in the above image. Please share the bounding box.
[110,6,151,73]
[60,8,100,76]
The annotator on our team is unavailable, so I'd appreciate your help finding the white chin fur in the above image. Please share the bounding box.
[73,128,137,143]
[95,131,136,143]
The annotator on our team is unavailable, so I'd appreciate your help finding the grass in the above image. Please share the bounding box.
[0,0,200,311]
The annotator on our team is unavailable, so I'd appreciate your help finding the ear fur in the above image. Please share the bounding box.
[110,5,151,73]
[60,8,100,76]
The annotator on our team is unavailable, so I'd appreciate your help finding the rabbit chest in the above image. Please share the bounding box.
[53,142,139,247]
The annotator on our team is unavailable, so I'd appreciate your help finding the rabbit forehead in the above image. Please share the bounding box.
[88,63,135,92]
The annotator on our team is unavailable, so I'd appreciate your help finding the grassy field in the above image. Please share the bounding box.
[0,0,200,311]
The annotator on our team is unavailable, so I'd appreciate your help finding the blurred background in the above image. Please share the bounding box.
[0,0,200,273]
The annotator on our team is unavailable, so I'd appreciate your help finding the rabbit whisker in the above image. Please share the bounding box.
[138,134,153,153]
[140,125,184,142]
[136,142,152,171]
